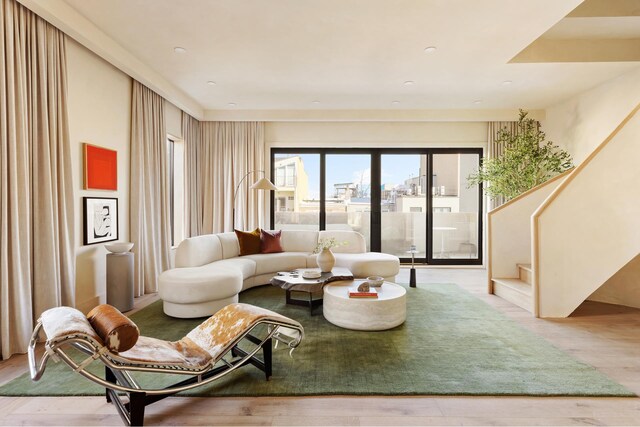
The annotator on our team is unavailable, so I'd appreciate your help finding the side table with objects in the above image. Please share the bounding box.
[323,280,407,331]
[270,267,353,314]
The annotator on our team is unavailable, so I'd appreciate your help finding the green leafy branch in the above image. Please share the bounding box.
[467,110,573,202]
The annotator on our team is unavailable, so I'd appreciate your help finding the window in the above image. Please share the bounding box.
[285,164,295,186]
[271,148,483,265]
[167,137,185,247]
[326,154,371,250]
[273,154,320,230]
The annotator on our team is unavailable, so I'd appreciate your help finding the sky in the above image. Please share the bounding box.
[277,154,422,200]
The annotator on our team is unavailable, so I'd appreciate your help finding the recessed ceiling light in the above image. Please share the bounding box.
[173,47,187,53]
[502,80,513,86]
[312,100,320,105]
[392,101,400,106]
[207,81,217,86]
[424,46,437,53]
[473,100,482,105]
[227,102,237,107]
[403,80,415,86]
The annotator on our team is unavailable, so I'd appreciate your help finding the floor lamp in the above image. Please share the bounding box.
[233,170,277,230]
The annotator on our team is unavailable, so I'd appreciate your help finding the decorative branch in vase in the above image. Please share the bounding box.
[467,109,573,203]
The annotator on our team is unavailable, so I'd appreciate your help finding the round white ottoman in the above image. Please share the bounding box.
[158,266,243,318]
[323,281,406,331]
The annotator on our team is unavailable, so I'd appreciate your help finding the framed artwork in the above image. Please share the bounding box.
[84,143,117,190]
[83,197,118,245]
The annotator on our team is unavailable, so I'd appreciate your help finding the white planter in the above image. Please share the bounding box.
[317,248,335,273]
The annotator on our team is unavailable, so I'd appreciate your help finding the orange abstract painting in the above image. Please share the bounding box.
[84,143,117,190]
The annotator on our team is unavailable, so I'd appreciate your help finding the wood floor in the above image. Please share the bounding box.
[2,267,640,426]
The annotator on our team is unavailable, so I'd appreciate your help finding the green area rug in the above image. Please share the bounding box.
[0,284,633,397]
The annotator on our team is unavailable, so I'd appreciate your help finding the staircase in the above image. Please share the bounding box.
[492,264,532,312]
[488,102,640,317]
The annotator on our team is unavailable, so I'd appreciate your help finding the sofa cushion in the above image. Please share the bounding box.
[333,252,400,278]
[159,265,242,304]
[280,230,318,253]
[217,232,240,259]
[235,228,262,256]
[260,229,283,253]
[214,257,256,280]
[244,252,309,276]
[318,230,366,253]
[175,234,223,268]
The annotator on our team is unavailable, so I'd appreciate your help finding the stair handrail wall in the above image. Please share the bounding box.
[532,103,640,317]
[487,170,572,292]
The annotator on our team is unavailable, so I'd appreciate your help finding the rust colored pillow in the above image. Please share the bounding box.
[87,304,139,353]
[261,229,284,253]
[235,228,262,256]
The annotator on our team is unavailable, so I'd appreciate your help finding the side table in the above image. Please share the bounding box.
[107,252,134,312]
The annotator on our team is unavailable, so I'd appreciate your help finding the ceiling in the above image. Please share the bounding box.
[60,0,640,113]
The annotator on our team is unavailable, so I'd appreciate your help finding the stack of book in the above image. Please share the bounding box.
[348,286,378,298]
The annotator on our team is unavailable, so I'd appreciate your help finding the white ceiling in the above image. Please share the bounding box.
[61,0,640,112]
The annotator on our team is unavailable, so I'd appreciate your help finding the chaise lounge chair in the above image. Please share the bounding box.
[28,303,304,426]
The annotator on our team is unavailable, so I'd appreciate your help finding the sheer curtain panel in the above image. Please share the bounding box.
[0,0,75,359]
[130,81,171,295]
[487,121,519,210]
[199,122,265,234]
[182,112,202,237]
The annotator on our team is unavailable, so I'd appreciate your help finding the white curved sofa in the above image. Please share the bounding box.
[158,230,400,318]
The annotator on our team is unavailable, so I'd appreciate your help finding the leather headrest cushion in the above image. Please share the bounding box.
[87,304,139,353]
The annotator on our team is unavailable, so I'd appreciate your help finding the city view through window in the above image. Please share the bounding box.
[273,151,481,263]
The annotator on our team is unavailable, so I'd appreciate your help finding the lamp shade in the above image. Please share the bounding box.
[250,177,278,191]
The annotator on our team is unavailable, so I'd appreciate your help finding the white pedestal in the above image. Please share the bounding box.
[107,252,134,312]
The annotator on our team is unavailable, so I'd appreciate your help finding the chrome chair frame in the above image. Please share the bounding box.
[28,319,303,426]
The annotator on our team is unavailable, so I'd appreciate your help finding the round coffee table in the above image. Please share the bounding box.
[323,281,406,331]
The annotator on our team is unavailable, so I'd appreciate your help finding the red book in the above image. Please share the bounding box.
[348,287,378,298]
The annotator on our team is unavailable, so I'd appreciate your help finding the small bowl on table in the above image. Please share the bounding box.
[301,269,322,279]
[366,276,384,287]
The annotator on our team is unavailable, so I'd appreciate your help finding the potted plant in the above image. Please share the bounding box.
[313,238,346,273]
[467,110,573,202]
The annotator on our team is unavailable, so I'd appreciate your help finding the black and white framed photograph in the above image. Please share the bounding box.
[83,197,118,245]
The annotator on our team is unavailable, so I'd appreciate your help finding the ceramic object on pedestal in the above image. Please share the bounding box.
[317,248,335,273]
[105,242,134,254]
[105,242,134,312]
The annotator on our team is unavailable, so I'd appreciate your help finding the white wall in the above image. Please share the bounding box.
[266,121,487,148]
[66,38,132,313]
[543,66,640,166]
[165,100,183,139]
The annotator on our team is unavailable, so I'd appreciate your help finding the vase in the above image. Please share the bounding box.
[317,248,335,273]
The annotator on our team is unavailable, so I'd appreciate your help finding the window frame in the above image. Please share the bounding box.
[270,147,483,266]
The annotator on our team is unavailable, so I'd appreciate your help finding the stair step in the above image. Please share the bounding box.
[517,263,532,272]
[517,263,532,285]
[492,278,533,312]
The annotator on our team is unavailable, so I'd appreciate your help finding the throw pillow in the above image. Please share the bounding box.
[235,228,262,256]
[261,229,284,253]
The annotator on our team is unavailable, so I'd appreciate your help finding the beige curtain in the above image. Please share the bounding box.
[0,0,75,360]
[182,112,202,237]
[487,121,519,210]
[130,81,171,295]
[186,121,265,234]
